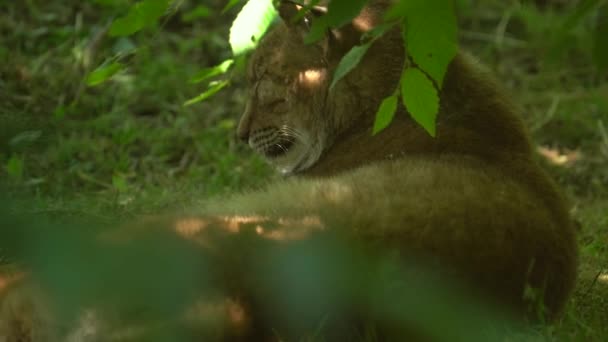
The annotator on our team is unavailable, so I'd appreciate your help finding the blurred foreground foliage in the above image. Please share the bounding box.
[1,193,537,341]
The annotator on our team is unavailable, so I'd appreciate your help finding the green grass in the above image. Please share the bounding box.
[0,0,273,216]
[1,0,607,340]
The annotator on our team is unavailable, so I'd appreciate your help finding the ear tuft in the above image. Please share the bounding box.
[277,1,302,25]
[277,1,327,27]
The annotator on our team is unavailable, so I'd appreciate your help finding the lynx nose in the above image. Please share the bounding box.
[237,103,253,143]
[237,124,249,143]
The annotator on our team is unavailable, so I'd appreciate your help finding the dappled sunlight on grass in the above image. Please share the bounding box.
[536,145,582,167]
[173,215,324,244]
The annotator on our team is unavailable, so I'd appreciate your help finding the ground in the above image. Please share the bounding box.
[0,0,606,341]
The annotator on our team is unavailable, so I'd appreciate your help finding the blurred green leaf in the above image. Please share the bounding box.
[184,80,230,106]
[593,4,608,71]
[181,5,213,22]
[110,15,144,37]
[372,94,398,135]
[229,0,277,56]
[112,174,128,192]
[9,131,41,149]
[401,68,439,137]
[321,0,367,27]
[190,59,234,84]
[109,0,171,37]
[7,155,24,181]
[559,0,602,33]
[86,62,123,86]
[112,37,137,55]
[53,105,67,119]
[330,42,372,90]
[222,0,242,14]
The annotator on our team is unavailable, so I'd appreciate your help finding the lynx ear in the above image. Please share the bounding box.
[277,0,327,30]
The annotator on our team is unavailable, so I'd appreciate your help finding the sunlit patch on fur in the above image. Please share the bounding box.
[0,272,25,294]
[65,309,103,341]
[184,297,250,333]
[263,215,324,241]
[298,68,326,88]
[353,16,373,31]
[317,181,354,203]
[263,226,322,241]
[220,215,269,233]
[174,218,209,238]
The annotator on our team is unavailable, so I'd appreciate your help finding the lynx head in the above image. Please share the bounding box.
[237,0,401,175]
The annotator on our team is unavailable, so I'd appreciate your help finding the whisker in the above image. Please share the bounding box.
[278,125,304,141]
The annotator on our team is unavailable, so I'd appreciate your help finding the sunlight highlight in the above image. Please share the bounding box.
[318,181,354,203]
[536,146,581,167]
[174,218,208,238]
[184,297,250,332]
[298,68,326,87]
[0,272,25,294]
[173,214,324,243]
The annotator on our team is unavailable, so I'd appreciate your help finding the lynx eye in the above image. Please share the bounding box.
[263,99,287,111]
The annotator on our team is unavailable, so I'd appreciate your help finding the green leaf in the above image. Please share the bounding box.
[6,155,24,181]
[401,2,458,88]
[593,4,608,71]
[362,22,397,42]
[184,80,230,106]
[324,0,368,27]
[138,0,171,26]
[190,59,234,84]
[112,174,128,192]
[222,0,242,14]
[109,0,171,37]
[304,17,329,44]
[109,16,144,37]
[330,42,372,90]
[229,0,277,56]
[401,68,439,137]
[372,94,398,135]
[305,0,367,44]
[86,62,123,86]
[291,0,322,23]
[181,5,213,22]
[558,0,602,33]
[53,105,67,119]
[9,131,41,148]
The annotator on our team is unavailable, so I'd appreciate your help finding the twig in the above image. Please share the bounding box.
[495,7,514,50]
[460,30,527,48]
[580,269,605,303]
[598,120,608,158]
[531,95,560,133]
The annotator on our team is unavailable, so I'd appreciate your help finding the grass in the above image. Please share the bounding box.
[1,0,607,340]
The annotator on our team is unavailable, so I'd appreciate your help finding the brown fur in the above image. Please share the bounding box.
[234,0,577,330]
[0,1,577,340]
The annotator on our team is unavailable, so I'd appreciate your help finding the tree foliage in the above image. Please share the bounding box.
[90,0,608,136]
